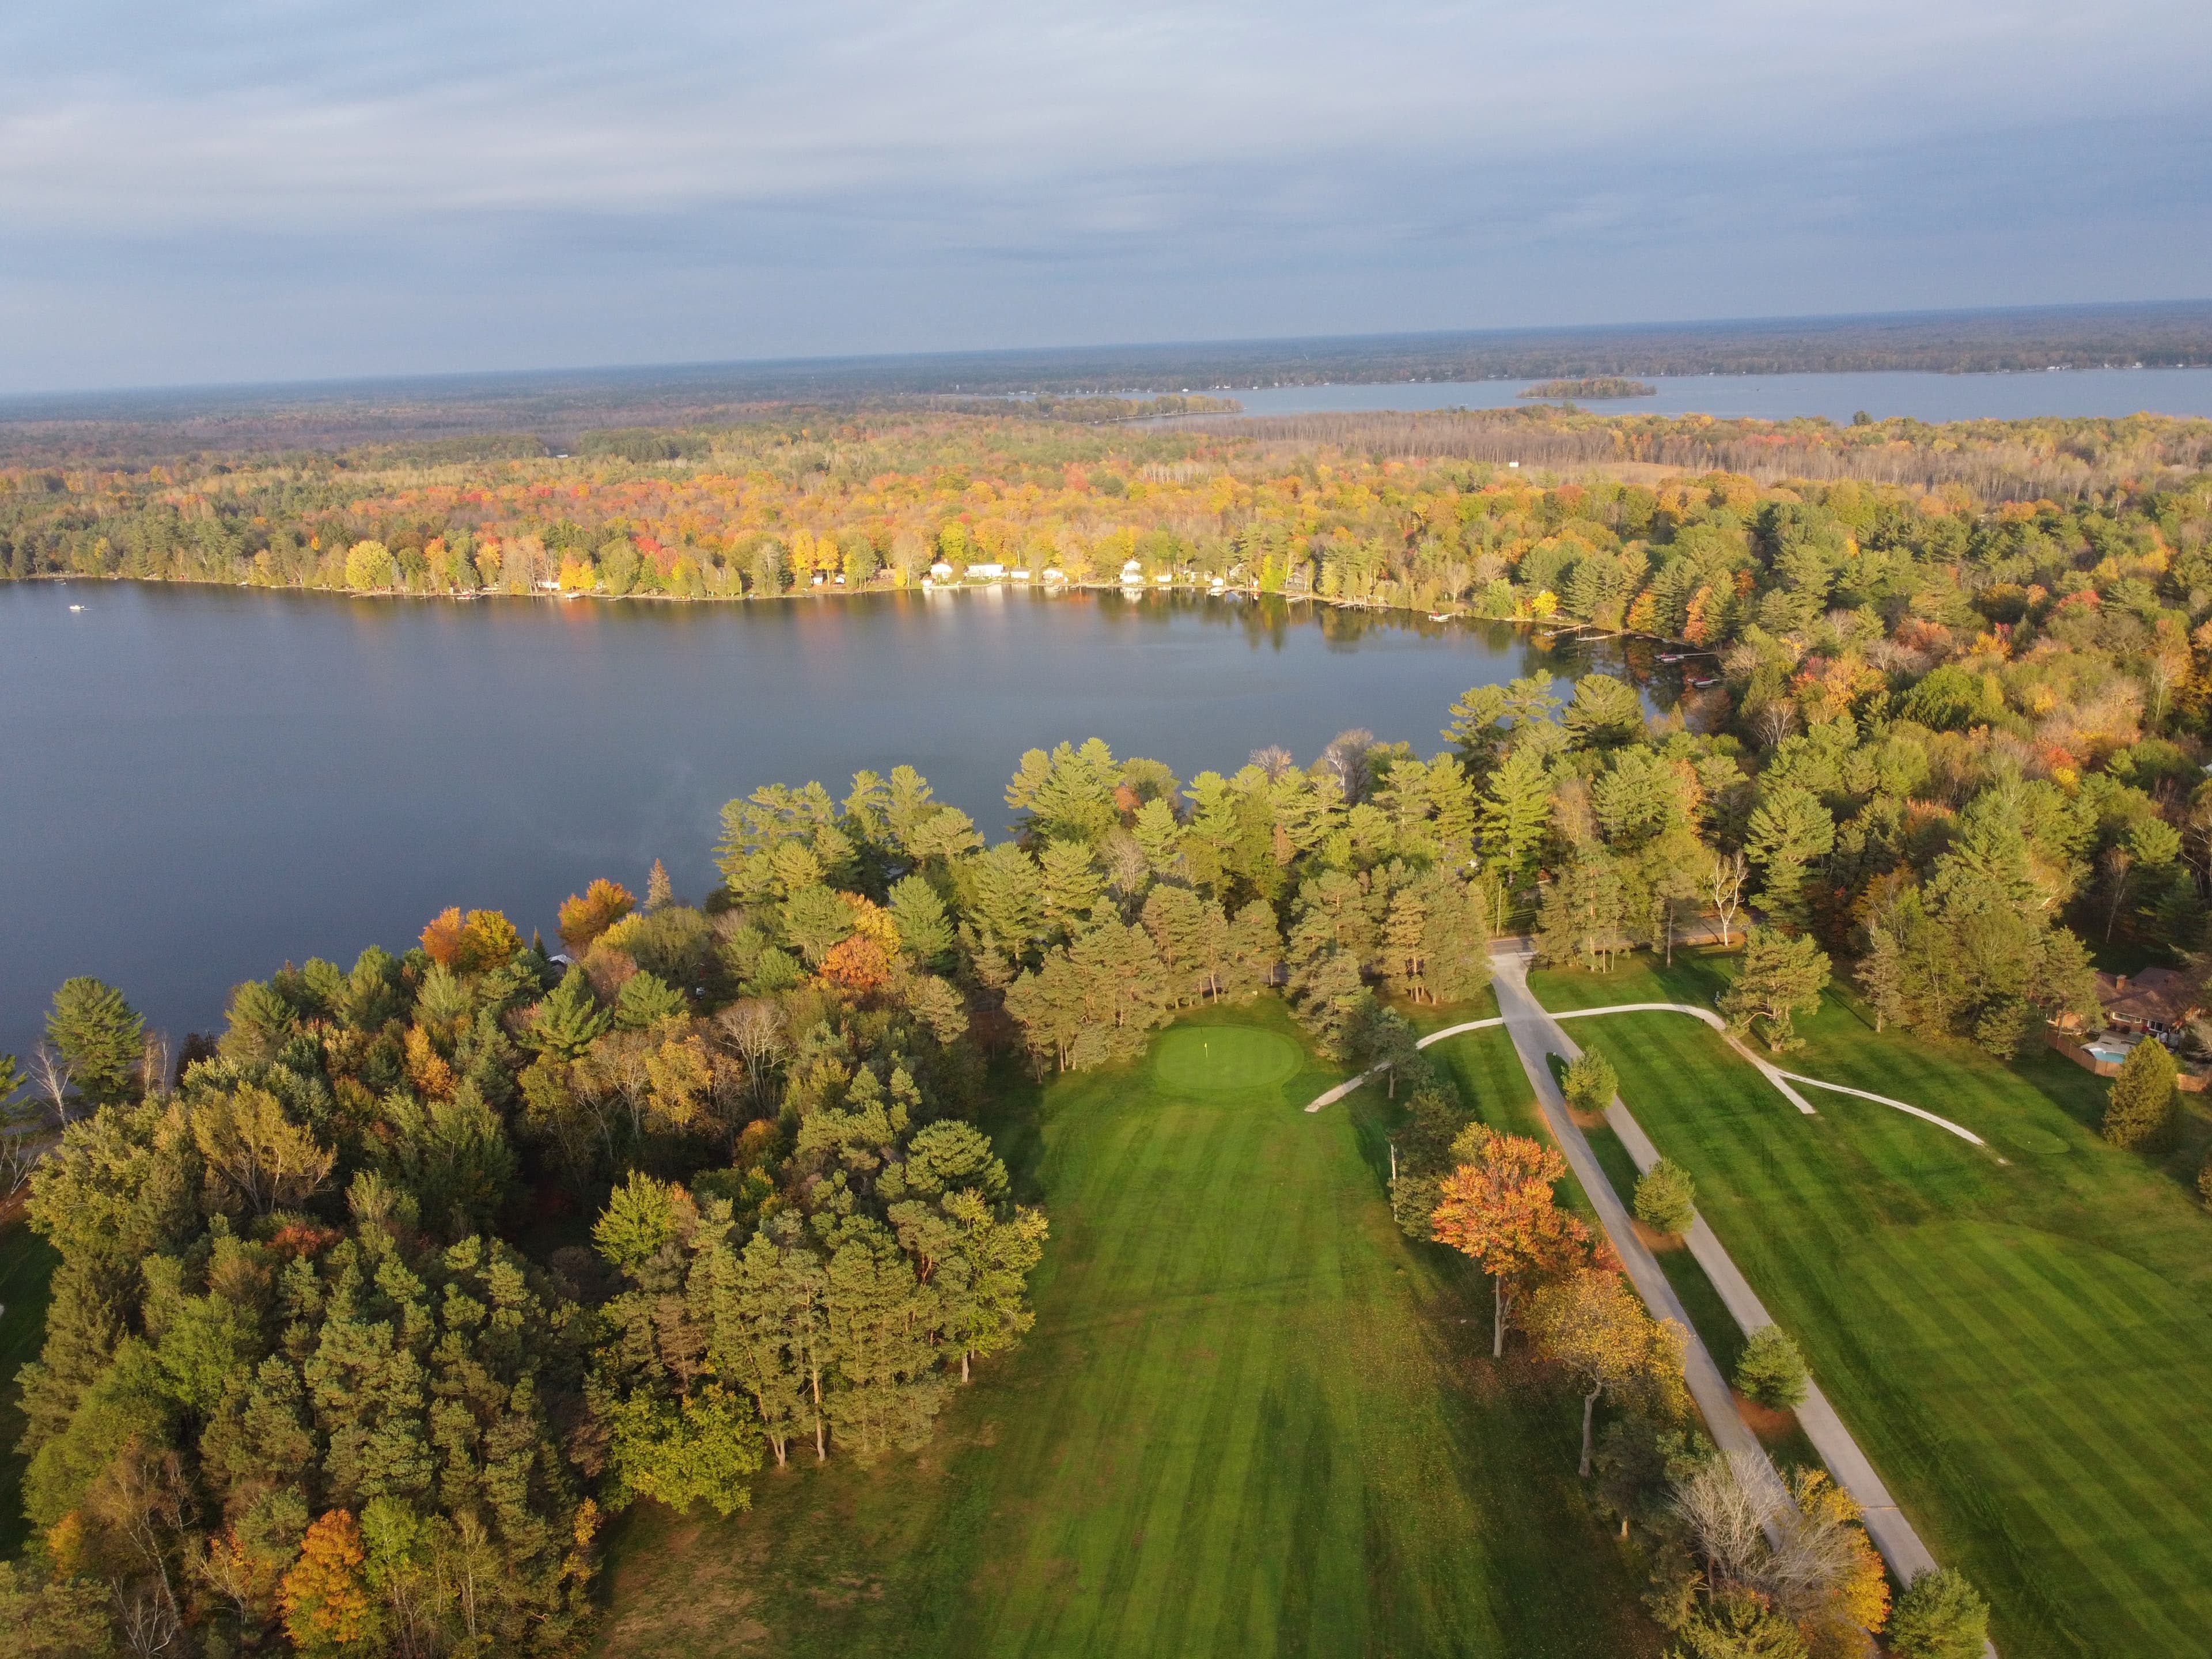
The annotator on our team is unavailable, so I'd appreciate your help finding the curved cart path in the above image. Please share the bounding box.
[1310,997,1987,1149]
[1308,950,1990,1647]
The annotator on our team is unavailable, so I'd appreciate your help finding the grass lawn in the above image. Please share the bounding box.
[1529,947,2212,1659]
[0,1201,60,1558]
[597,995,1661,1658]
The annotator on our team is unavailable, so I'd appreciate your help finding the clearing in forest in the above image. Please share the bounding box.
[1530,949,2212,1659]
[596,999,1659,1658]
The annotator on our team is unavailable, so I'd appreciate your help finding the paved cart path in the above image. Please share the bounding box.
[1307,951,1995,1647]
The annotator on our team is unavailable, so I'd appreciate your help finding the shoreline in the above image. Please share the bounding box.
[9,570,1699,650]
[13,570,1702,650]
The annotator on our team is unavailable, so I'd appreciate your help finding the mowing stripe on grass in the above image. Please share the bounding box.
[597,1001,1665,1659]
[1532,950,2212,1659]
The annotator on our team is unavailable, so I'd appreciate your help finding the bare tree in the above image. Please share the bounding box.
[2102,844,2135,941]
[31,1042,74,1127]
[1249,744,1295,780]
[715,1000,787,1113]
[1672,1453,1779,1589]
[92,1440,193,1655]
[1709,851,1748,948]
[138,1031,173,1101]
[1749,699,1800,751]
[1099,830,1151,918]
[1318,728,1376,801]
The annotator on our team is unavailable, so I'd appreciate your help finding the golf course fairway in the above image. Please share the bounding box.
[596,1000,1658,1657]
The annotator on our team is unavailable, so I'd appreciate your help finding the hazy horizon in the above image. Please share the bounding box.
[6,1,2210,396]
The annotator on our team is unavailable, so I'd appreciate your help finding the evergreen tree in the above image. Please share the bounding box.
[1479,747,1552,929]
[1562,1047,1618,1113]
[1633,1157,1696,1234]
[46,976,145,1108]
[1744,783,1835,934]
[524,967,612,1062]
[1224,899,1283,994]
[1719,929,1830,1051]
[2103,1037,2179,1150]
[1536,852,1628,971]
[1734,1325,1809,1409]
[1888,1568,1990,1659]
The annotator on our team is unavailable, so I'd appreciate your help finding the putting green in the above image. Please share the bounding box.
[1152,1024,1302,1093]
[1997,1124,2071,1157]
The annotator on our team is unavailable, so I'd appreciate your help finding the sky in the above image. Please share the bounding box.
[3,0,2209,394]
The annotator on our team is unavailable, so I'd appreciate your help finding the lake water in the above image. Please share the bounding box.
[0,582,1631,1062]
[1215,367,2212,423]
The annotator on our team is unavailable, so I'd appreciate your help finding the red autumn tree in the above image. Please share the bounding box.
[1431,1132,1590,1358]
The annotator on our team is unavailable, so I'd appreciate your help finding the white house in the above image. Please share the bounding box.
[1120,559,1145,585]
[929,561,954,581]
[967,562,1006,579]
[1042,567,1067,582]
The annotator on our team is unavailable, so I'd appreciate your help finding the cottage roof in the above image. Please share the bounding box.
[2095,967,2199,1024]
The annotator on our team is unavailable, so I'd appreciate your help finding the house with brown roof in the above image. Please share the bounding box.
[2093,967,2200,1028]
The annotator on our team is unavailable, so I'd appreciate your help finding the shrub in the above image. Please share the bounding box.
[1669,1589,1808,1658]
[2103,1038,2178,1150]
[1634,1158,1697,1234]
[1734,1325,1808,1410]
[1562,1046,1619,1113]
[1888,1567,1990,1659]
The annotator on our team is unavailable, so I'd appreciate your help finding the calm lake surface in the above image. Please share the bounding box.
[1219,367,2212,423]
[0,582,1633,1060]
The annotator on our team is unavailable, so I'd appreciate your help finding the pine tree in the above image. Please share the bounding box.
[524,967,612,1062]
[1536,853,1627,971]
[1479,747,1552,930]
[1633,1157,1696,1234]
[2103,1037,2179,1150]
[1734,1324,1809,1409]
[1719,928,1831,1051]
[45,977,145,1108]
[1888,1568,1990,1659]
[1381,885,1430,1001]
[825,1225,945,1461]
[1224,899,1283,994]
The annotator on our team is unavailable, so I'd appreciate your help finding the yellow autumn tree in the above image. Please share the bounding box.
[559,878,637,953]
[343,540,396,592]
[281,1509,374,1651]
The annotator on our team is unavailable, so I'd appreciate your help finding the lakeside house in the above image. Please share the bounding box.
[2051,966,2209,1088]
[2094,967,2200,1029]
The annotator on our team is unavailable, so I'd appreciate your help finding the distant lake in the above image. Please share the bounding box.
[0,583,1639,1062]
[1215,367,2212,423]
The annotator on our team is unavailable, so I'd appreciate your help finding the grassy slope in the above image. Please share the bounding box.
[597,997,1661,1658]
[1528,948,2212,1659]
[0,1206,59,1558]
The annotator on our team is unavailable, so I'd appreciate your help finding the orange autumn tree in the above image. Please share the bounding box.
[1431,1131,1590,1358]
[421,907,524,972]
[558,878,636,953]
[817,893,901,995]
[281,1509,373,1650]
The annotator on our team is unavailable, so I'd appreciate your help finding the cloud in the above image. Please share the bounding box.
[2,0,2207,390]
